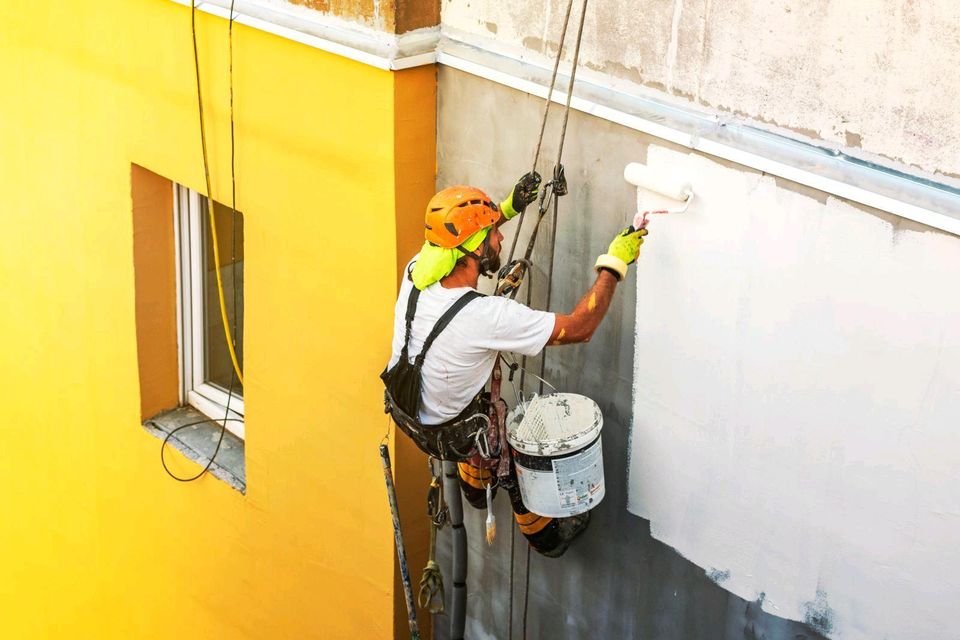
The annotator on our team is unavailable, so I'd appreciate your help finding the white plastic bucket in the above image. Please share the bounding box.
[506,393,605,518]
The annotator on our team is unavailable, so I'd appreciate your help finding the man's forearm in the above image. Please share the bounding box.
[548,270,619,345]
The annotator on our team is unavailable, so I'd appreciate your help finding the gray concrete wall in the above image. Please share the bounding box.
[433,67,831,640]
[441,0,960,181]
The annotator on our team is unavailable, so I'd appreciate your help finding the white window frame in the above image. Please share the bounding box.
[174,185,245,439]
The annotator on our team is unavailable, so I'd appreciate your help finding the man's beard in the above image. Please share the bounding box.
[479,241,501,277]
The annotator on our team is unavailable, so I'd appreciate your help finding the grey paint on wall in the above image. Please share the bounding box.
[432,66,829,640]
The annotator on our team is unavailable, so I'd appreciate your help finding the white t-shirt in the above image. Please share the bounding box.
[387,256,556,425]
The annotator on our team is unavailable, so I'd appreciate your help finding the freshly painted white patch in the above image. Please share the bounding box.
[628,146,960,640]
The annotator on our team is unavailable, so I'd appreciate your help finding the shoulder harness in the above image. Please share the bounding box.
[381,281,488,461]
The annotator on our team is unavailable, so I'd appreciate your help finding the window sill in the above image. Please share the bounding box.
[144,406,246,493]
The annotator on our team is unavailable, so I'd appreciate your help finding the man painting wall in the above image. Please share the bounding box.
[383,172,649,556]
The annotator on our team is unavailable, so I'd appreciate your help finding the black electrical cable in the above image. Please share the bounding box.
[161,0,241,483]
[157,409,239,481]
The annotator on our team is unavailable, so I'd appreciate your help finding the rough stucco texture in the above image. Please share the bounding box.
[433,66,828,640]
[441,0,960,179]
[286,0,439,33]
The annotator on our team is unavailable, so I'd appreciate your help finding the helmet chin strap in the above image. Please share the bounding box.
[456,240,496,278]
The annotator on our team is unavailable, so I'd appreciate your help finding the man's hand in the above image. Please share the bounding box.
[594,226,649,281]
[500,172,542,220]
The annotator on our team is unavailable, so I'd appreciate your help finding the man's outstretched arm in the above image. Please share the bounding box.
[549,270,619,344]
[548,226,648,346]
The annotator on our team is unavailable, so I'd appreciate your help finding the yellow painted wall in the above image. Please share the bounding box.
[0,1,433,637]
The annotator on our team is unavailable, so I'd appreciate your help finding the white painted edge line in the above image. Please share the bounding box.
[168,0,438,71]
[165,1,959,235]
[438,49,960,237]
[188,390,246,439]
[194,381,246,418]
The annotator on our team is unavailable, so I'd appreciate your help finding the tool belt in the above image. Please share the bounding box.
[384,390,491,461]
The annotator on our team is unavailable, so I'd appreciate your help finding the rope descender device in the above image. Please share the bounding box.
[496,164,569,299]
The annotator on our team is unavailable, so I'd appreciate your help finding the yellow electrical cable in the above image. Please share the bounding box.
[192,2,243,385]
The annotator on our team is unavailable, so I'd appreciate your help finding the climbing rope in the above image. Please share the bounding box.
[498,1,592,637]
[531,0,576,172]
[506,0,576,266]
[504,0,590,273]
[418,0,592,635]
[522,545,532,639]
[508,519,516,640]
[511,0,590,400]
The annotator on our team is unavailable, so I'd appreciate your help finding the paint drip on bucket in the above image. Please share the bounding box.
[506,393,605,518]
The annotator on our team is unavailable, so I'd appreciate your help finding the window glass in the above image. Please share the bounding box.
[201,199,244,396]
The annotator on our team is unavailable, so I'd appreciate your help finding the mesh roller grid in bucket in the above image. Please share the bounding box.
[510,394,603,456]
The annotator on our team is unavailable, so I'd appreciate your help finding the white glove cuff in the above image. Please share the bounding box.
[594,254,628,281]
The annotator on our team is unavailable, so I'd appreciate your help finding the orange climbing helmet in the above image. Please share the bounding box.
[424,186,501,249]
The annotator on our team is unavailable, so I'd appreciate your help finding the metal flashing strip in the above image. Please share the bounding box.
[437,35,960,237]
[169,0,438,71]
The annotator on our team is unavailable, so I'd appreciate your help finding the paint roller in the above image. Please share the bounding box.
[624,162,694,230]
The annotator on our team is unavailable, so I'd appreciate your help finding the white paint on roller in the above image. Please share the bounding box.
[624,162,693,227]
[623,162,692,202]
[628,145,960,640]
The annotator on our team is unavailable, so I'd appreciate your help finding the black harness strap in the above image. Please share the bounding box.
[400,286,421,363]
[384,285,487,461]
[413,290,483,367]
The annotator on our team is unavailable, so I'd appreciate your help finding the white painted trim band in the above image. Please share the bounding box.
[437,37,960,237]
[168,0,438,70]
[187,390,245,439]
[165,2,959,235]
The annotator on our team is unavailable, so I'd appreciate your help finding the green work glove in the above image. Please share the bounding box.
[500,171,542,219]
[594,226,649,280]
